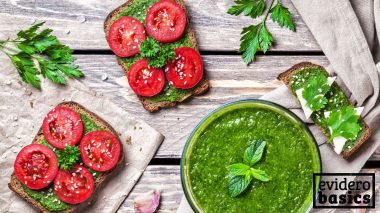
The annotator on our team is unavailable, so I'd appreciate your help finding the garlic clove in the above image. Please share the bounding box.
[134,190,160,213]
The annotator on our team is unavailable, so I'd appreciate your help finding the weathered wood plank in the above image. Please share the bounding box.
[118,166,380,212]
[73,54,332,159]
[0,0,320,51]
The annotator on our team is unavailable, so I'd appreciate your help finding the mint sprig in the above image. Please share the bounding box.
[227,140,270,197]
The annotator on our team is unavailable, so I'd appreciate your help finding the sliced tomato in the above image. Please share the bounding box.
[14,144,58,190]
[80,130,121,172]
[145,0,187,42]
[128,59,165,97]
[42,106,83,150]
[54,165,94,204]
[107,16,146,57]
[165,47,204,89]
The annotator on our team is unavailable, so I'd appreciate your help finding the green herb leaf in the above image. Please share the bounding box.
[227,0,265,19]
[244,139,266,166]
[10,52,41,89]
[326,106,361,140]
[57,145,80,170]
[239,23,273,64]
[270,1,295,31]
[250,168,271,181]
[302,72,331,111]
[227,163,250,176]
[0,22,84,89]
[228,175,252,197]
[139,37,176,68]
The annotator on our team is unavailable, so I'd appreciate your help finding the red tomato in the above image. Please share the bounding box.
[165,47,204,89]
[107,16,146,57]
[80,130,121,172]
[145,0,187,42]
[128,59,165,97]
[14,144,58,190]
[42,106,84,150]
[54,165,94,204]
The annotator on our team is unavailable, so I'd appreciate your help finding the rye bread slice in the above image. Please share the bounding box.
[104,0,210,112]
[277,62,372,159]
[8,102,125,213]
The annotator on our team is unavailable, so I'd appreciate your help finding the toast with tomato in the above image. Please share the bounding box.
[8,102,125,213]
[104,0,209,112]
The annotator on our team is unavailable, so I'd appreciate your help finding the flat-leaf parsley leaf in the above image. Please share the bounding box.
[326,106,361,140]
[228,0,296,64]
[0,22,84,89]
[302,72,331,111]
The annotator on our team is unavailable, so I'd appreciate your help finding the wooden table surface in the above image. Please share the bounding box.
[1,0,379,212]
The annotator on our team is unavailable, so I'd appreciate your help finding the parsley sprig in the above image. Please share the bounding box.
[326,106,361,141]
[57,145,81,171]
[227,139,270,197]
[139,37,176,68]
[0,22,84,89]
[302,73,331,111]
[228,0,296,64]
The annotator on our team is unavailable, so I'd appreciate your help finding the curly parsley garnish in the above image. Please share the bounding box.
[0,22,83,89]
[302,73,331,111]
[227,140,270,197]
[57,145,80,170]
[326,106,361,140]
[228,0,295,64]
[139,37,176,68]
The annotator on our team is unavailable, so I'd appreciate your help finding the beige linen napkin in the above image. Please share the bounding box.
[0,59,164,212]
[178,0,380,211]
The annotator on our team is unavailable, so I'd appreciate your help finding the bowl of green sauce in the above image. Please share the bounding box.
[181,99,321,213]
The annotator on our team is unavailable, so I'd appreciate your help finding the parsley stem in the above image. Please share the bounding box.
[263,0,275,23]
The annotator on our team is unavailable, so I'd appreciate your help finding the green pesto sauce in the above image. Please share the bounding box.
[290,67,365,150]
[23,114,103,212]
[188,107,317,212]
[113,0,197,103]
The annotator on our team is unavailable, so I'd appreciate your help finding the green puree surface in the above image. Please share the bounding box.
[188,107,317,213]
[22,113,103,212]
[113,0,199,103]
[289,67,365,150]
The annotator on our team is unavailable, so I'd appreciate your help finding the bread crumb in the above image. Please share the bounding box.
[125,135,132,145]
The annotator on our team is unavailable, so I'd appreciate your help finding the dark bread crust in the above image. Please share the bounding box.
[277,62,372,159]
[104,0,210,112]
[8,102,125,213]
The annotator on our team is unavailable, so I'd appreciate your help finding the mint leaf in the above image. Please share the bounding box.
[270,1,295,31]
[227,163,250,176]
[302,72,331,111]
[244,139,266,166]
[228,175,252,197]
[227,0,265,19]
[239,23,273,64]
[250,168,270,181]
[326,106,361,140]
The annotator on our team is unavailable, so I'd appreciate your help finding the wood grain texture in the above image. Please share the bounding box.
[0,0,320,51]
[117,166,380,212]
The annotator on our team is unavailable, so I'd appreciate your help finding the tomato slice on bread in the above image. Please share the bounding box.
[54,165,94,204]
[42,106,84,150]
[128,59,165,97]
[108,16,146,57]
[14,144,58,190]
[145,0,187,43]
[165,47,204,89]
[80,130,121,172]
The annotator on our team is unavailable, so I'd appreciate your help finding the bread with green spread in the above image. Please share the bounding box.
[8,102,125,213]
[278,62,371,159]
[104,0,209,112]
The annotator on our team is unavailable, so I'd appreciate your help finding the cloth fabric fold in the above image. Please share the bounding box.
[178,0,380,211]
[0,63,164,212]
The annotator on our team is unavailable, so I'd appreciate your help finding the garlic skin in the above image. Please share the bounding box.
[134,190,160,213]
